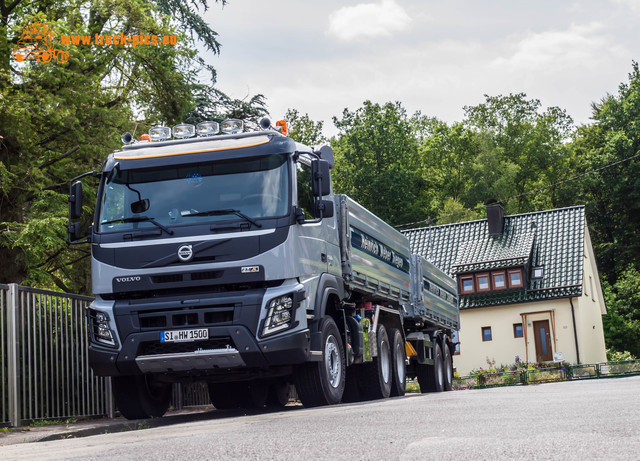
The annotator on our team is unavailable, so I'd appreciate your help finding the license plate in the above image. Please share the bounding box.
[160,328,209,343]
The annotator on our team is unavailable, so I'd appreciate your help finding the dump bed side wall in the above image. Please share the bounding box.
[408,254,460,330]
[337,195,411,305]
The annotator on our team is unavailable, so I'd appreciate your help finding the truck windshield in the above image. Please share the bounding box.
[98,154,289,233]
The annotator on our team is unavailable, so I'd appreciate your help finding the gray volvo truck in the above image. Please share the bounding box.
[68,119,459,419]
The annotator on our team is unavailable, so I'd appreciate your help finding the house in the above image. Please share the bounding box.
[402,203,607,375]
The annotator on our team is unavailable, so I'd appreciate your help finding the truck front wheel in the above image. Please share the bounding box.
[112,375,172,419]
[294,316,345,407]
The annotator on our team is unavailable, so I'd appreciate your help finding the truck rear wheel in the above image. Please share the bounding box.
[416,341,444,393]
[294,316,345,407]
[389,328,407,397]
[360,324,392,400]
[443,340,453,391]
[113,375,172,419]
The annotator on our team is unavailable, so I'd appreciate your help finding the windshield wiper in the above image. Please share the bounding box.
[101,216,174,235]
[182,209,262,228]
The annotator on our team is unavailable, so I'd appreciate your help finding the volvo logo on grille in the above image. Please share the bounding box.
[115,276,141,283]
[177,244,193,262]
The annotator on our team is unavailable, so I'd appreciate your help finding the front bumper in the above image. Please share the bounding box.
[89,325,311,377]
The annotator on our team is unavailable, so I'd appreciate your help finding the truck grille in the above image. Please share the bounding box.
[138,337,233,356]
[138,307,234,329]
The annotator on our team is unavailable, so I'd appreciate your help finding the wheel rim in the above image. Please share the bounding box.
[380,339,391,383]
[325,334,342,388]
[437,357,444,388]
[395,343,405,383]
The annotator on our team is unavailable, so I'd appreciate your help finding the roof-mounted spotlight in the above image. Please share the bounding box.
[196,121,219,137]
[172,124,196,139]
[221,119,243,134]
[149,126,171,141]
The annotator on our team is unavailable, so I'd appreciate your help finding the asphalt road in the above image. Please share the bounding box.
[2,376,639,460]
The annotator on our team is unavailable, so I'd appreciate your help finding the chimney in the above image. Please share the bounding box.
[485,199,504,236]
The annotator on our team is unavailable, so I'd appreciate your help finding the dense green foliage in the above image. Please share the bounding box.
[0,0,265,292]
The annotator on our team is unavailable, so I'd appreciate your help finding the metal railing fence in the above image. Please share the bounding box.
[0,284,214,426]
[1,284,112,426]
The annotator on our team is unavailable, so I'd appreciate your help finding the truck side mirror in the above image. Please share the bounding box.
[311,160,331,197]
[69,181,83,219]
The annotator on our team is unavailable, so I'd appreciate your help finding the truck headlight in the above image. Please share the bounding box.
[263,295,294,336]
[90,310,116,347]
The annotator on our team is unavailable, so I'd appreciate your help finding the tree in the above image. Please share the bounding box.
[601,268,640,357]
[283,109,327,146]
[0,0,264,292]
[569,62,640,282]
[462,93,575,214]
[331,101,428,226]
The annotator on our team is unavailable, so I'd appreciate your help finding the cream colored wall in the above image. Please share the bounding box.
[575,226,607,364]
[453,299,582,375]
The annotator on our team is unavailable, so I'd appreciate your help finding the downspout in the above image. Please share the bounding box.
[569,298,580,364]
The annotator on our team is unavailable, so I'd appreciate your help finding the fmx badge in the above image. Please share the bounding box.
[12,20,69,63]
[241,266,260,274]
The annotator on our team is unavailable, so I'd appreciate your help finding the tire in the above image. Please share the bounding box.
[360,324,392,400]
[389,328,407,397]
[294,316,345,407]
[417,341,444,393]
[112,375,172,420]
[208,382,244,410]
[443,339,453,391]
[266,378,291,408]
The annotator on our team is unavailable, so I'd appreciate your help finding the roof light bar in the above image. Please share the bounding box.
[221,119,243,134]
[149,126,171,141]
[196,121,219,137]
[172,124,196,139]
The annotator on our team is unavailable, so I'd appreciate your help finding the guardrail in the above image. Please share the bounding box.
[1,284,214,427]
[453,360,640,390]
[1,283,110,427]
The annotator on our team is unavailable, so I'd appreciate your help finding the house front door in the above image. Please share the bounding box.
[533,320,553,362]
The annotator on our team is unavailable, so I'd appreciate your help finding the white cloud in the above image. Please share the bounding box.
[327,0,412,42]
[492,23,614,73]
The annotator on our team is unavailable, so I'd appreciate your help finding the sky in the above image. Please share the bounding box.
[202,0,640,137]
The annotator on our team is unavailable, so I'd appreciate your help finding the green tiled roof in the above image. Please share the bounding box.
[403,206,585,309]
[452,220,535,273]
